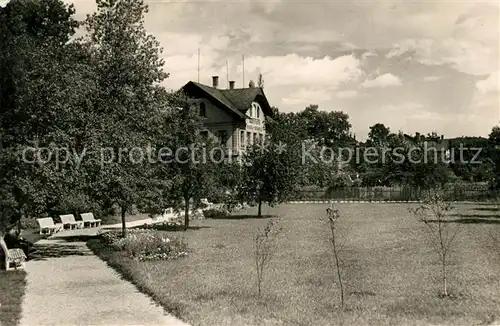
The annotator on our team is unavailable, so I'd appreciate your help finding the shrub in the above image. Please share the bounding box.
[203,207,230,218]
[140,221,183,231]
[20,218,39,230]
[97,229,188,261]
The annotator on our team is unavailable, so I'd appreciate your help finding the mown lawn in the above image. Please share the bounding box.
[90,203,500,326]
[101,212,153,225]
[0,270,27,326]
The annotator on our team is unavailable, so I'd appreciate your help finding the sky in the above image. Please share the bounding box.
[66,0,499,140]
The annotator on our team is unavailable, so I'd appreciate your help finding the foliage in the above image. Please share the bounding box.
[147,91,222,230]
[0,0,84,235]
[367,123,391,147]
[240,141,302,217]
[409,193,461,297]
[98,229,188,261]
[254,217,282,297]
[83,0,168,236]
[139,220,183,231]
[203,207,231,218]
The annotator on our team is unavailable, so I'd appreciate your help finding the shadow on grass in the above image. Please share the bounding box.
[208,214,277,220]
[450,214,500,219]
[48,235,99,242]
[426,218,500,225]
[30,242,94,261]
[130,225,211,232]
[473,207,500,212]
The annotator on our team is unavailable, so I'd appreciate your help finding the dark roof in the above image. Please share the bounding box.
[182,81,273,119]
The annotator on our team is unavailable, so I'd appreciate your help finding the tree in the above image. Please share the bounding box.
[84,0,168,236]
[488,126,500,189]
[324,206,345,308]
[240,140,301,218]
[254,217,282,297]
[367,123,390,147]
[297,105,353,148]
[0,0,84,236]
[409,193,461,297]
[153,91,220,230]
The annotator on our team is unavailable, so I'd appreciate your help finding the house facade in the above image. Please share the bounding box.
[181,76,273,155]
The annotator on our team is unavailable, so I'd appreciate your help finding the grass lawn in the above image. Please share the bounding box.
[0,270,26,326]
[101,213,153,225]
[89,203,500,326]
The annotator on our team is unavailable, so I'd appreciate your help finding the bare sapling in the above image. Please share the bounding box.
[254,217,283,297]
[409,193,461,297]
[324,205,345,309]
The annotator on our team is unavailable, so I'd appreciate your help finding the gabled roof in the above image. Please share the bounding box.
[181,81,273,119]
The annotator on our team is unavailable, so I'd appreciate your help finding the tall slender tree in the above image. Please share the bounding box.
[84,0,168,236]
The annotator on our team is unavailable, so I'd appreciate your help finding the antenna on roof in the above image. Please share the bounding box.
[197,48,200,83]
[226,60,229,89]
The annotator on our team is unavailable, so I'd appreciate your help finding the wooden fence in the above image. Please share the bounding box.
[294,183,497,202]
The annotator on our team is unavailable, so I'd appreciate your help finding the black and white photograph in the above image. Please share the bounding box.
[0,0,499,325]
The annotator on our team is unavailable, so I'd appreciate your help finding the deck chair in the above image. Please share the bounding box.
[0,237,26,271]
[59,214,84,230]
[80,213,101,227]
[37,217,63,234]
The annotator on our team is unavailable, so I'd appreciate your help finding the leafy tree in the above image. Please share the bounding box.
[0,0,84,236]
[149,91,221,230]
[240,138,302,218]
[367,123,390,147]
[84,0,168,236]
[297,104,353,148]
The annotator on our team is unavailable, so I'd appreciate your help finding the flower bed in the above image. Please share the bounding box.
[97,229,188,261]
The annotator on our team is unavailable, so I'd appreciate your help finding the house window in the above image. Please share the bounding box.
[240,131,245,147]
[254,133,258,144]
[217,130,228,147]
[199,102,206,117]
[257,106,260,118]
[247,132,252,145]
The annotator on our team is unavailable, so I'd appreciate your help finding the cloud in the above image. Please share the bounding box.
[423,76,442,82]
[336,90,358,99]
[239,54,364,89]
[476,71,499,94]
[361,73,402,88]
[282,88,332,106]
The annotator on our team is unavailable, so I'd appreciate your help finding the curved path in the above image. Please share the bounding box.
[20,227,189,326]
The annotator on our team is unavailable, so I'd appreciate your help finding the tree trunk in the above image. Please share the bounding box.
[258,198,262,218]
[184,198,190,231]
[442,254,448,296]
[121,206,127,237]
[332,233,344,308]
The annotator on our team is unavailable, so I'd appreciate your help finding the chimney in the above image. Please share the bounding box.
[248,80,255,88]
[229,81,235,89]
[441,135,444,140]
[212,76,219,88]
[415,132,420,142]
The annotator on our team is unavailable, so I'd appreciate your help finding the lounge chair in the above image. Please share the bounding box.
[37,217,63,234]
[1,237,27,271]
[80,212,101,227]
[59,214,84,230]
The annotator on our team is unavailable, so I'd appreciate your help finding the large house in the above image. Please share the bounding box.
[181,76,273,154]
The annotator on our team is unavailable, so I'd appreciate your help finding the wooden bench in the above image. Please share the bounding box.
[37,217,63,235]
[59,214,84,230]
[0,237,26,271]
[80,213,102,228]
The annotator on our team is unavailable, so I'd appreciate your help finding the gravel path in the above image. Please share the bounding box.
[20,228,189,326]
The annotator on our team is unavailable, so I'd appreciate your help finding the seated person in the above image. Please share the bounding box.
[3,229,35,260]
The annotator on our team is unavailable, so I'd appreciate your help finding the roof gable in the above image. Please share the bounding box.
[181,81,273,119]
